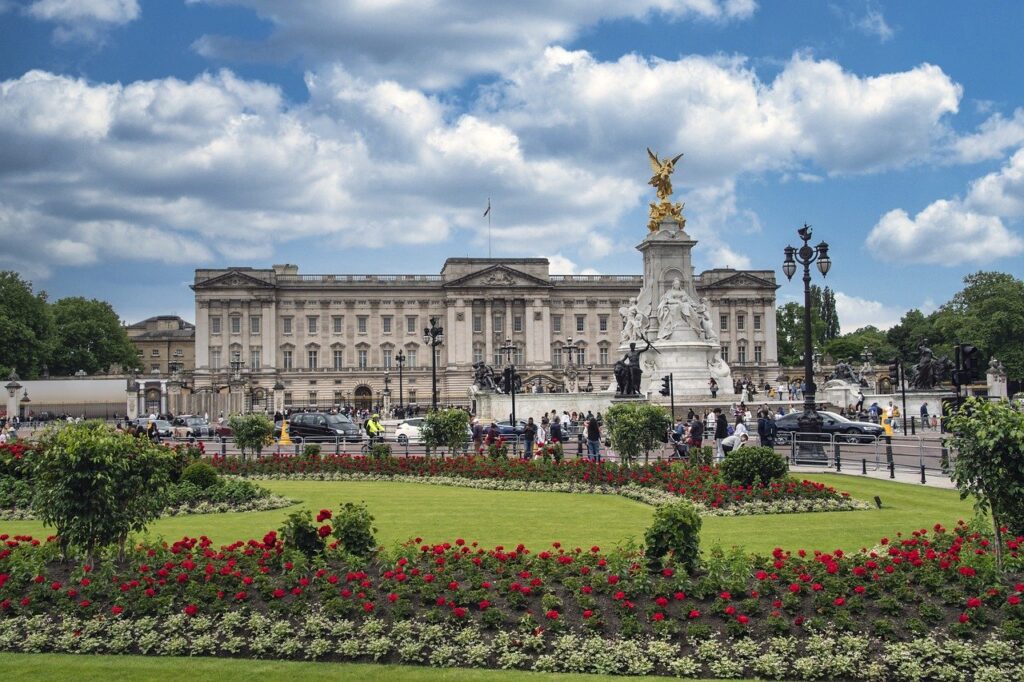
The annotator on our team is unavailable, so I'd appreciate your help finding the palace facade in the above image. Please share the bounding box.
[188,259,780,415]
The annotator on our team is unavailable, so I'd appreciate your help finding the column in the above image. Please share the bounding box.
[195,301,210,369]
[262,300,276,372]
[446,302,458,368]
[484,299,493,364]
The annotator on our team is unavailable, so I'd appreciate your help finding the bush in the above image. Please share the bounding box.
[369,442,392,459]
[689,445,714,467]
[303,444,321,458]
[332,501,378,558]
[279,509,324,560]
[605,402,672,465]
[420,409,470,455]
[169,444,202,482]
[180,461,220,489]
[644,500,701,573]
[227,413,275,459]
[718,446,788,487]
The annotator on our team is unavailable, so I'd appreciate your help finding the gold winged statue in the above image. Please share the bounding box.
[647,148,683,201]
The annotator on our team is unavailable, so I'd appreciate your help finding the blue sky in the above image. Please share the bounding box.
[1,1,1022,330]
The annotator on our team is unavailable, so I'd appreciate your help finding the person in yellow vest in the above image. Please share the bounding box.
[365,414,384,443]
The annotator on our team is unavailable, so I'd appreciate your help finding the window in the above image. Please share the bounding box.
[737,345,747,363]
[283,317,293,334]
[307,316,318,334]
[383,348,393,368]
[493,351,503,367]
[151,349,160,357]
[283,350,293,370]
[552,347,563,368]
[552,315,562,333]
[721,344,730,362]
[473,315,482,333]
[136,348,144,357]
[382,316,392,333]
[357,349,368,368]
[473,347,483,364]
[719,314,729,331]
[599,315,608,332]
[283,391,292,406]
[307,349,318,369]
[493,315,503,333]
[151,364,160,372]
[513,315,523,333]
[408,389,416,403]
[309,391,317,406]
[574,347,586,365]
[754,344,763,363]
[169,362,183,373]
[250,316,261,334]
[230,316,241,334]
[599,347,609,365]
[576,315,585,333]
[737,314,745,331]
[406,315,417,334]
[358,316,368,334]
[513,347,524,365]
[332,316,343,334]
[333,350,343,370]
[210,317,222,334]
[250,349,261,371]
[753,314,762,331]
[230,350,242,365]
[333,390,342,404]
[173,348,183,357]
[406,349,417,368]
[210,349,221,369]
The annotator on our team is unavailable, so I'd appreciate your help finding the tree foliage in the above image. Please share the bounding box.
[0,272,54,379]
[228,413,275,459]
[644,500,701,573]
[29,421,176,560]
[824,326,896,365]
[776,286,837,367]
[420,408,470,456]
[947,398,1024,571]
[49,297,139,375]
[605,402,671,465]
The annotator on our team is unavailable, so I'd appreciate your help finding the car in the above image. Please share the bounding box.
[494,420,527,436]
[171,415,217,439]
[394,417,425,444]
[133,418,173,438]
[772,410,884,444]
[278,412,362,442]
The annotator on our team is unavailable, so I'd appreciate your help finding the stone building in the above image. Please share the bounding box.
[188,259,779,415]
[126,316,196,375]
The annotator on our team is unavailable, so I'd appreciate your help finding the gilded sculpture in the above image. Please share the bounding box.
[646,148,686,232]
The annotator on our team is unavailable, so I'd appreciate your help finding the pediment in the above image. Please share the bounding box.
[705,272,778,290]
[444,265,552,289]
[192,270,274,290]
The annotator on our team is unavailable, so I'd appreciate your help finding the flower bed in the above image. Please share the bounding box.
[0,521,1021,680]
[211,454,855,512]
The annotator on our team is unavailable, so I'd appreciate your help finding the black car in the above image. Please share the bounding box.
[494,420,527,436]
[280,412,362,442]
[772,410,884,444]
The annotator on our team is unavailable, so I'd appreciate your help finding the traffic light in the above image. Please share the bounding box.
[659,375,671,396]
[887,358,900,384]
[958,344,981,384]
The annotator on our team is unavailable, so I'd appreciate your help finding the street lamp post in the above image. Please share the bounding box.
[498,337,518,426]
[423,317,444,410]
[395,350,405,414]
[782,224,831,450]
[586,365,594,392]
[383,370,391,416]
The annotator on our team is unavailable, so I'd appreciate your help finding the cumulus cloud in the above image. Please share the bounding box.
[951,108,1024,163]
[25,0,139,42]
[546,254,600,275]
[964,147,1024,217]
[833,291,902,332]
[189,0,757,89]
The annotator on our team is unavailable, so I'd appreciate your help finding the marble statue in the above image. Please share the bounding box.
[618,296,650,343]
[708,349,731,382]
[695,296,717,343]
[656,278,698,340]
[989,357,1007,377]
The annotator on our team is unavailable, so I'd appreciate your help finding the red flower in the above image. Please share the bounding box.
[545,610,559,620]
[833,597,845,606]
[272,588,286,599]
[583,609,594,619]
[388,593,398,603]
[111,606,123,616]
[183,604,198,617]
[737,614,749,624]
[655,596,669,607]
[452,607,467,618]
[789,583,801,593]
[959,613,970,623]
[959,566,977,577]
[652,612,665,622]
[317,525,332,538]
[725,605,736,615]
[688,609,701,619]
[1009,595,1022,606]
[967,597,982,608]
[79,600,91,608]
[316,509,332,522]
[479,600,490,610]
[608,575,620,585]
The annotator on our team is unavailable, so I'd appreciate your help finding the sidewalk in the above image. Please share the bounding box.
[790,464,957,489]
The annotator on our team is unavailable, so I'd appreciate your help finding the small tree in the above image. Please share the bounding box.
[30,421,176,562]
[228,413,275,460]
[605,402,672,465]
[644,499,702,573]
[420,408,470,457]
[947,398,1024,572]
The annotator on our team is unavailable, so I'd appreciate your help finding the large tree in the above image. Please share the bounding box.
[775,289,831,367]
[0,272,54,378]
[48,297,139,376]
[823,325,896,365]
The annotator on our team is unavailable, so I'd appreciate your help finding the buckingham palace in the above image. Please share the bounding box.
[187,258,780,415]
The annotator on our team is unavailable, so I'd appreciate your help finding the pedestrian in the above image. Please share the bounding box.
[523,417,537,460]
[920,403,930,430]
[721,433,749,455]
[855,390,865,412]
[550,417,563,443]
[708,377,718,398]
[471,418,484,453]
[586,416,601,461]
[713,407,728,462]
[733,415,748,439]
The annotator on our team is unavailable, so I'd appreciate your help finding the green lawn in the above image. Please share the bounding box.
[0,474,975,555]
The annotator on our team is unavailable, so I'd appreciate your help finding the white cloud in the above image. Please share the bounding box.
[951,108,1024,163]
[189,0,756,90]
[25,0,139,42]
[834,291,901,333]
[964,147,1024,217]
[866,200,1023,265]
[854,6,895,43]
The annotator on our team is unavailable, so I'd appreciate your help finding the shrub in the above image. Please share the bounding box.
[644,499,701,573]
[332,501,378,558]
[605,402,672,466]
[227,413,275,459]
[718,446,788,487]
[369,442,392,459]
[689,445,714,467]
[303,444,321,458]
[29,421,176,561]
[279,509,324,559]
[180,461,220,489]
[420,409,470,456]
[169,444,202,482]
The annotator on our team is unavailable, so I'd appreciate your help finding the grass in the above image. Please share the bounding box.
[0,474,975,555]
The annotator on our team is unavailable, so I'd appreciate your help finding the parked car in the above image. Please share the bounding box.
[276,412,362,442]
[394,417,425,444]
[132,418,173,438]
[494,420,527,436]
[171,415,217,439]
[772,410,884,444]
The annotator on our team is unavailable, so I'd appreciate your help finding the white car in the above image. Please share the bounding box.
[394,417,425,444]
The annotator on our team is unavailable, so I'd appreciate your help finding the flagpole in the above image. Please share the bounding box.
[486,197,492,258]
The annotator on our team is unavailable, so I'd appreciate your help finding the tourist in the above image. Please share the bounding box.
[713,407,728,462]
[721,433,749,455]
[471,418,484,453]
[550,417,563,443]
[687,414,704,448]
[733,415,748,438]
[586,416,601,461]
[523,418,537,460]
[708,377,718,398]
[920,403,930,430]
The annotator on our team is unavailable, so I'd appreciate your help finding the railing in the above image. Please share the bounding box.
[280,274,443,283]
[550,275,642,283]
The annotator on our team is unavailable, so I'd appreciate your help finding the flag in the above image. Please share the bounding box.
[483,199,491,217]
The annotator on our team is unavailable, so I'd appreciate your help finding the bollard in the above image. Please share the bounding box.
[885,436,894,465]
[294,440,300,456]
[889,460,895,479]
[220,436,227,457]
[834,440,841,470]
[335,437,340,456]
[910,416,916,436]
[920,464,927,484]
[862,458,867,475]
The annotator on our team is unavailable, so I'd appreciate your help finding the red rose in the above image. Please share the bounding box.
[967,597,982,608]
[688,609,701,619]
[545,610,559,620]
[272,588,286,599]
[316,509,332,522]
[1009,595,1021,606]
[834,597,845,606]
[959,613,969,623]
[453,607,467,618]
[317,525,332,537]
[183,604,197,617]
[111,606,123,616]
[583,609,594,619]
[737,614,749,624]
[479,600,490,610]
[652,612,665,621]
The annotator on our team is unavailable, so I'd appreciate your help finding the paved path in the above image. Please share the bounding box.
[790,464,957,489]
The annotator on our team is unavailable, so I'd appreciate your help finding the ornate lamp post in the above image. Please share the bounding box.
[586,365,594,393]
[383,370,392,416]
[422,317,444,410]
[498,337,518,430]
[782,224,831,442]
[395,350,405,413]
